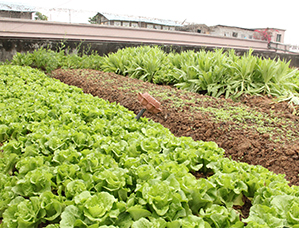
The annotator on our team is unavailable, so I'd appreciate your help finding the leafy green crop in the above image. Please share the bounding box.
[8,45,299,104]
[97,46,299,103]
[1,65,299,227]
[10,45,103,73]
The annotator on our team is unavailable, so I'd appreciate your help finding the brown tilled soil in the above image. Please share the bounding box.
[51,69,299,186]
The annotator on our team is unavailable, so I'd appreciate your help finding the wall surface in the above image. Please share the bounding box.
[0,18,271,50]
[210,26,255,39]
[0,11,32,19]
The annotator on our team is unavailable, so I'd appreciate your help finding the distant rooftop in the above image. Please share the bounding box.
[98,12,184,27]
[0,2,36,12]
[212,24,286,32]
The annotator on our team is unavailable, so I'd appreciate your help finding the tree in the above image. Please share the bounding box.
[253,28,278,44]
[88,14,101,24]
[35,12,48,21]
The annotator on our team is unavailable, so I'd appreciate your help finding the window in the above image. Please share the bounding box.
[123,22,130,27]
[249,35,253,39]
[114,21,121,26]
[197,29,201,33]
[241,34,246,39]
[232,32,238,37]
[154,25,161,29]
[131,22,138,28]
[147,24,154,29]
[224,32,230,37]
[276,34,282,42]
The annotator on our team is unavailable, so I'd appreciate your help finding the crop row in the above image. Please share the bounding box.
[8,45,299,104]
[1,65,299,227]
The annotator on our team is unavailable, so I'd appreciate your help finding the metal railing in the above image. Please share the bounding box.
[268,42,299,54]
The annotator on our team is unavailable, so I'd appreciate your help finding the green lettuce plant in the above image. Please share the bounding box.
[1,65,299,227]
[2,196,45,227]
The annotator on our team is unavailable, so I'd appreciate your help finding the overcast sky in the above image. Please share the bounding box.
[7,0,299,45]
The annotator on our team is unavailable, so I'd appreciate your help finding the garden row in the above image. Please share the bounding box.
[10,45,299,104]
[1,65,299,227]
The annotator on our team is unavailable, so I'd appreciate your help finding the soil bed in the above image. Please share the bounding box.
[51,69,299,186]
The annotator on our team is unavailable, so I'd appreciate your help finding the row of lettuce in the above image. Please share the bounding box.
[1,65,299,227]
[9,45,299,104]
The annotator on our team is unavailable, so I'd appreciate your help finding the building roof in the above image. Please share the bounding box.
[98,12,184,27]
[211,24,255,31]
[252,27,286,32]
[0,2,36,12]
[212,24,286,32]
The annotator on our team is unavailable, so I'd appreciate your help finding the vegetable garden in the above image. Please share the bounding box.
[1,46,299,227]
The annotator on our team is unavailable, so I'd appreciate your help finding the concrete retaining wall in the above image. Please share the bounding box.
[1,37,299,68]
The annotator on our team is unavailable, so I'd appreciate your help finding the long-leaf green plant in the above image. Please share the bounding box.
[225,49,259,98]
